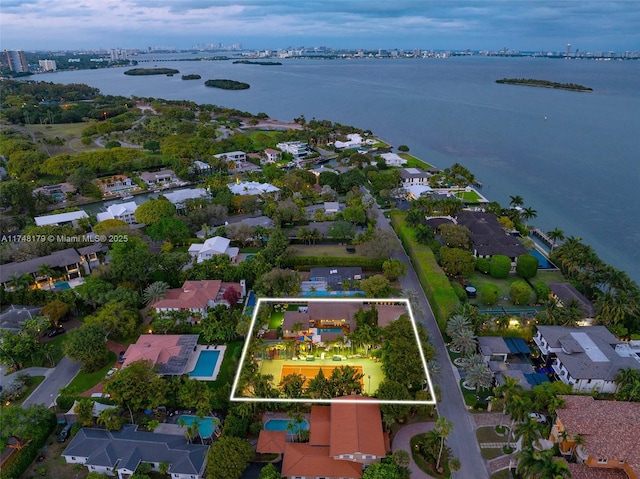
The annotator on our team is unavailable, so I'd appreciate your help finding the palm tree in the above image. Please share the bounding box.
[36,264,56,288]
[513,418,542,450]
[516,448,572,479]
[446,314,472,339]
[546,228,565,249]
[464,356,494,398]
[509,195,524,208]
[521,206,538,225]
[143,281,170,306]
[560,299,583,327]
[435,417,453,472]
[494,376,523,426]
[506,394,533,447]
[615,367,640,401]
[451,328,478,357]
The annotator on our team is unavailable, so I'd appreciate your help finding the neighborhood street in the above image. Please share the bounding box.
[376,206,488,479]
[21,357,81,409]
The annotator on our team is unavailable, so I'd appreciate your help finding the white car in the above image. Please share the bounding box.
[529,413,547,423]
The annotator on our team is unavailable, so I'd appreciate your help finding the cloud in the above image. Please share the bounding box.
[0,0,638,51]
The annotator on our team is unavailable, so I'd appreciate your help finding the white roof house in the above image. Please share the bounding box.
[227,181,280,196]
[379,152,408,167]
[96,201,138,224]
[163,188,209,208]
[334,133,364,149]
[34,210,89,227]
[188,236,239,263]
[214,151,246,162]
[405,184,433,200]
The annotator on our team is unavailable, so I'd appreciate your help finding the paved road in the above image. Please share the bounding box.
[21,357,81,409]
[375,206,488,479]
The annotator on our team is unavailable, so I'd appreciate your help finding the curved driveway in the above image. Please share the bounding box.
[392,422,437,478]
[376,206,488,479]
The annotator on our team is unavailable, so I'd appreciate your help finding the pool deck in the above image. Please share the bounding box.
[186,345,226,381]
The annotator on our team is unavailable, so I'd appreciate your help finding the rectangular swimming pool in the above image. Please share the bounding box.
[316,328,343,333]
[529,249,555,269]
[264,419,309,433]
[189,350,220,377]
[178,414,220,439]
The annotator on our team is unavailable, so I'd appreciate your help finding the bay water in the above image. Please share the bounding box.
[43,56,640,282]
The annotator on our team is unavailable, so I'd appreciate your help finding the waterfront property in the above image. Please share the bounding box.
[547,282,595,320]
[534,326,640,393]
[227,180,280,196]
[62,425,209,479]
[96,201,138,224]
[138,169,178,187]
[34,210,89,227]
[97,175,137,196]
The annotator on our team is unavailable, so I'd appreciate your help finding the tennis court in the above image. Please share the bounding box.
[280,364,364,387]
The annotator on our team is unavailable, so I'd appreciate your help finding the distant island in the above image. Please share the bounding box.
[181,74,202,80]
[232,60,282,66]
[496,78,593,91]
[204,79,250,90]
[124,68,180,76]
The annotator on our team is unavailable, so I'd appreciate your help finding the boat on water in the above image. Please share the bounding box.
[120,193,134,200]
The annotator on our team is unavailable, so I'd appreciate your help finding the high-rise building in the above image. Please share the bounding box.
[4,50,29,72]
[565,43,571,57]
[38,59,57,71]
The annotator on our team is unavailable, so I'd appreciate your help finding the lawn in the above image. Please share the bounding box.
[476,426,509,443]
[398,153,435,169]
[451,189,483,203]
[490,470,511,479]
[481,447,507,460]
[269,312,284,330]
[25,123,99,155]
[410,434,450,478]
[208,340,243,391]
[64,351,116,395]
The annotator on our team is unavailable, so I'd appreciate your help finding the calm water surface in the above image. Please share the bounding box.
[45,57,640,281]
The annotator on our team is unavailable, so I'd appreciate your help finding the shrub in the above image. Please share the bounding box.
[451,282,467,301]
[480,283,500,305]
[534,281,550,302]
[516,254,539,279]
[510,280,532,305]
[475,257,490,274]
[489,255,511,278]
[56,394,75,411]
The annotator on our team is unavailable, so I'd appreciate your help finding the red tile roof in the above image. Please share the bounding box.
[151,280,223,310]
[557,395,640,477]
[330,396,386,458]
[309,406,331,446]
[282,443,362,479]
[256,430,286,454]
[566,462,629,479]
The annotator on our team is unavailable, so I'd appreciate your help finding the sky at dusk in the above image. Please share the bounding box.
[1,0,639,52]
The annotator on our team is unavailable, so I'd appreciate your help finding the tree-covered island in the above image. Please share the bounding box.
[204,79,250,90]
[124,68,180,76]
[232,60,282,66]
[181,74,202,80]
[496,78,593,91]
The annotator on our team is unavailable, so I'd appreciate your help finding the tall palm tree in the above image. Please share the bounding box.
[464,358,494,398]
[36,264,56,288]
[494,376,523,426]
[560,299,583,327]
[506,394,533,446]
[446,314,472,339]
[513,418,542,450]
[521,206,537,225]
[451,328,478,357]
[546,228,565,249]
[509,195,524,208]
[435,417,453,472]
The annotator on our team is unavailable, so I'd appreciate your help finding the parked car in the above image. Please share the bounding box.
[47,326,65,338]
[529,413,547,423]
[118,351,126,363]
[58,423,73,442]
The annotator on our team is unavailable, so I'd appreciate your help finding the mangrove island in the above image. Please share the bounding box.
[181,74,202,80]
[232,60,282,66]
[204,79,250,90]
[124,68,180,76]
[496,78,593,91]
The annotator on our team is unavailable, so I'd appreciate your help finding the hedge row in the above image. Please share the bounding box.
[282,256,385,271]
[0,411,56,479]
[390,211,459,330]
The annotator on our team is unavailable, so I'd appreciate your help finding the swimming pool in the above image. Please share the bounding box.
[178,415,220,439]
[189,350,220,377]
[316,328,343,333]
[54,281,70,290]
[529,249,555,269]
[264,419,309,433]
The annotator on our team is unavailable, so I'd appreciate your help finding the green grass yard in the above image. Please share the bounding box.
[269,312,284,330]
[398,153,435,169]
[208,340,243,391]
[289,244,360,257]
[65,351,117,395]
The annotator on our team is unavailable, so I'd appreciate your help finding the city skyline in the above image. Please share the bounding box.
[1,0,640,52]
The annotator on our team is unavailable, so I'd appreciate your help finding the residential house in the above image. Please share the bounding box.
[0,247,102,290]
[323,202,340,214]
[456,211,528,265]
[551,395,640,479]
[478,336,510,362]
[399,168,432,199]
[163,188,210,210]
[121,334,199,375]
[379,152,407,167]
[62,425,209,479]
[276,141,310,159]
[263,148,282,164]
[138,169,177,187]
[33,182,76,201]
[97,175,136,196]
[188,236,239,263]
[151,280,245,318]
[533,325,640,393]
[227,181,280,196]
[262,396,387,479]
[214,151,246,163]
[192,160,212,175]
[34,210,89,227]
[96,201,138,224]
[335,133,364,149]
[0,305,43,334]
[548,282,595,320]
